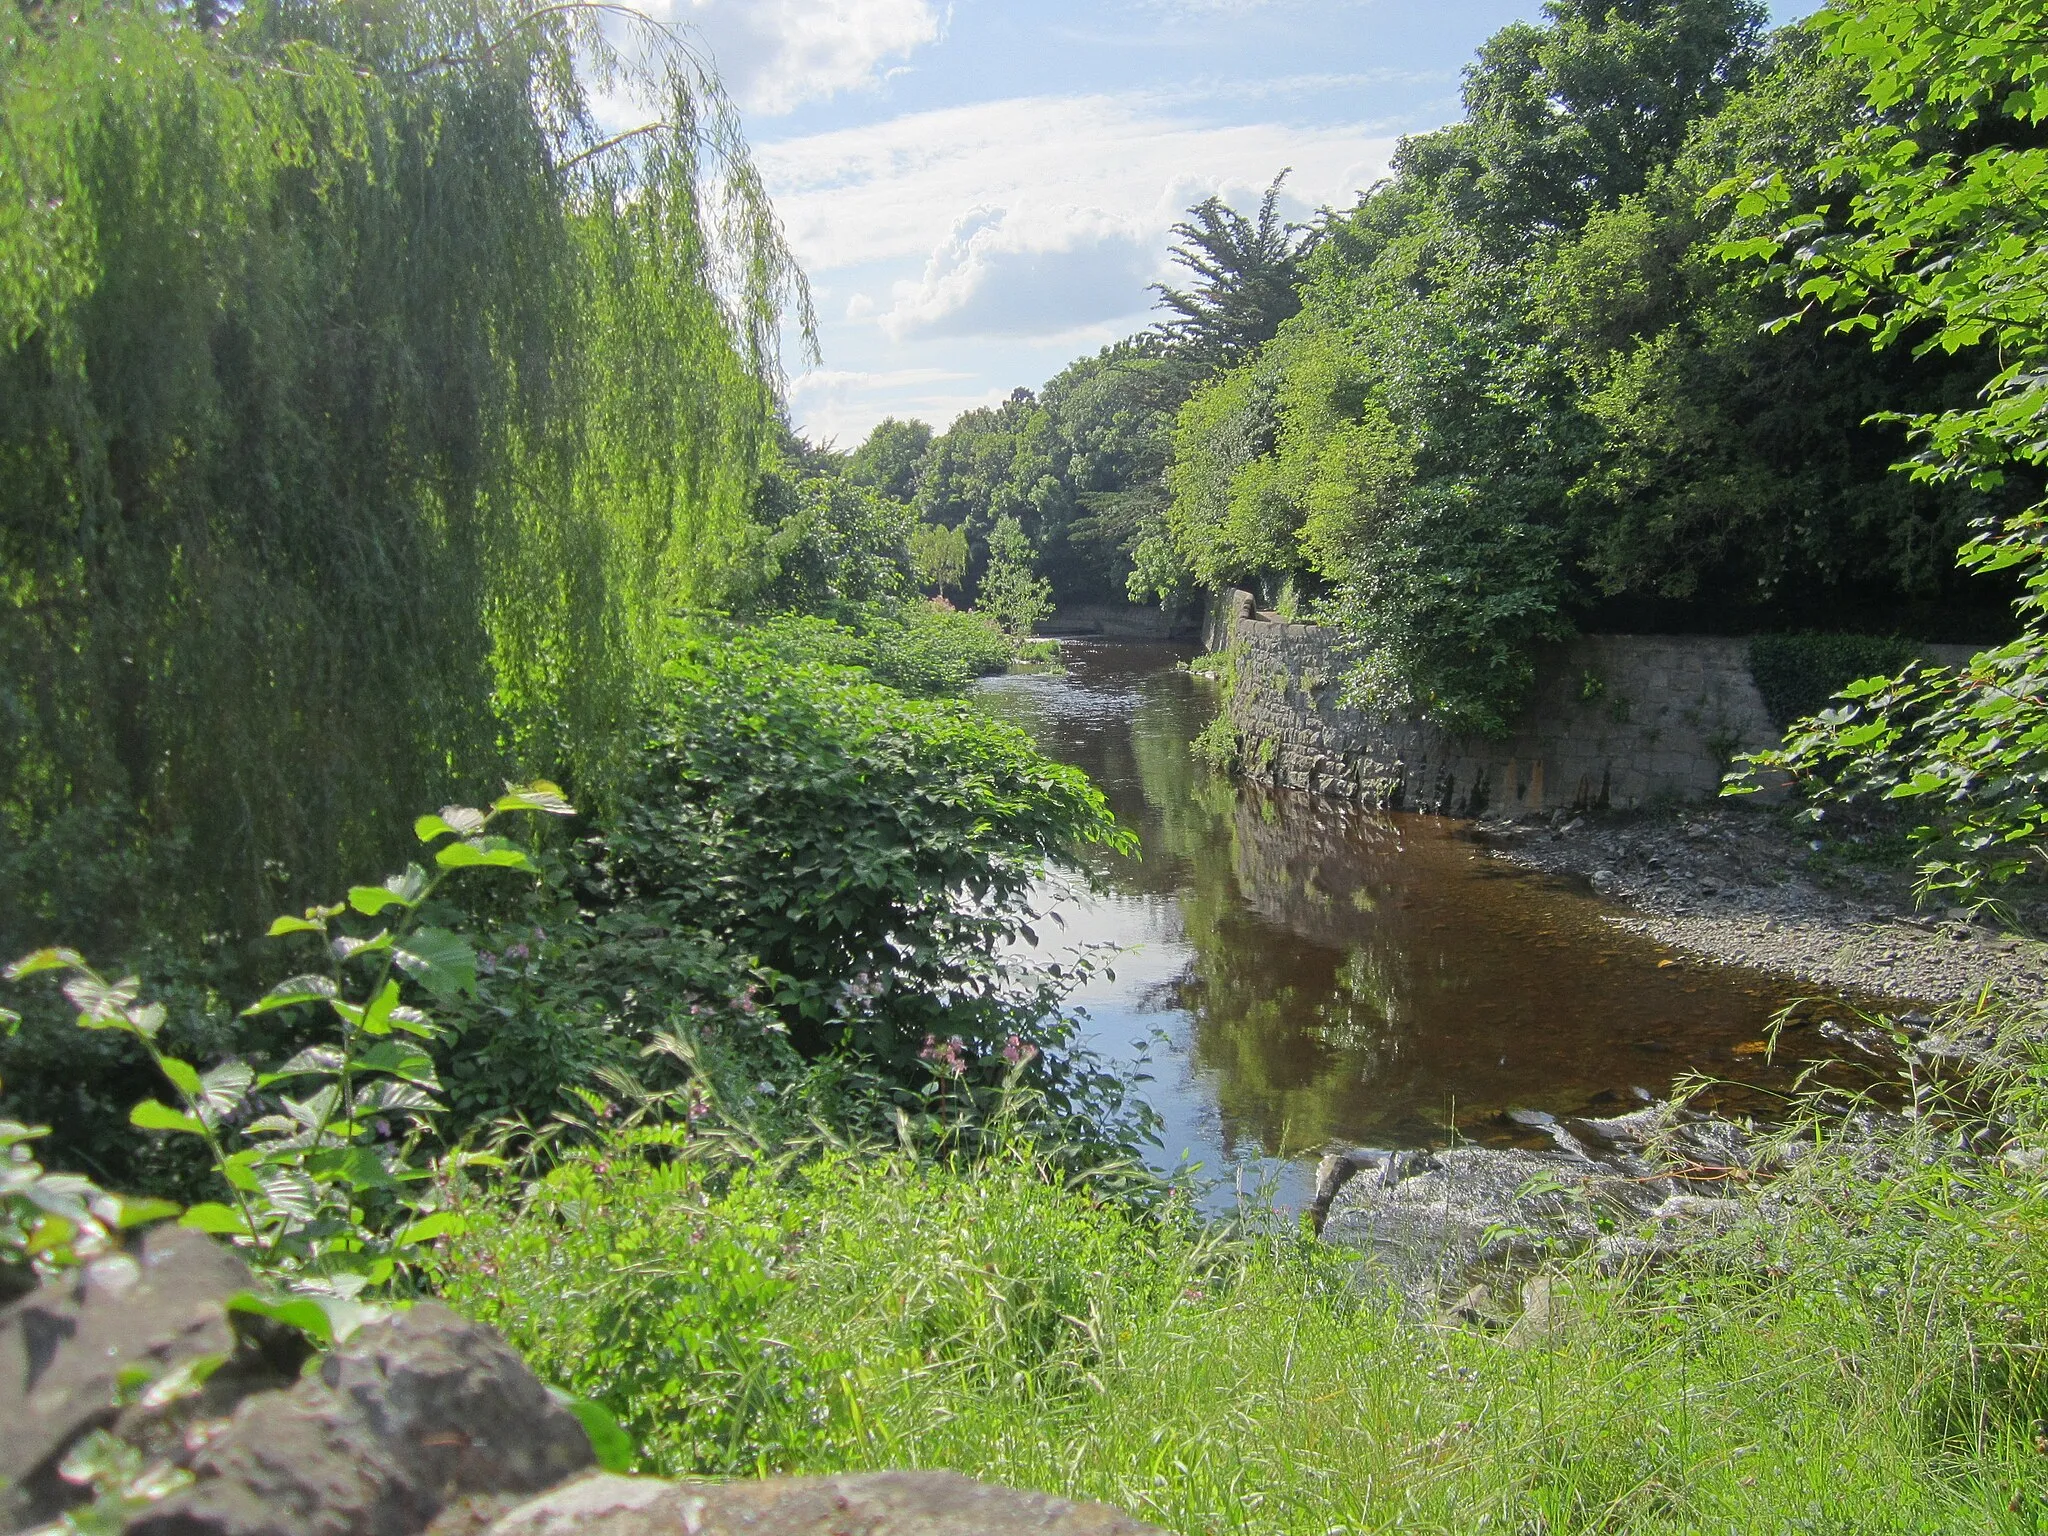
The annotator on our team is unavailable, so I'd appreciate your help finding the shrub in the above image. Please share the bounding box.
[753,604,1015,696]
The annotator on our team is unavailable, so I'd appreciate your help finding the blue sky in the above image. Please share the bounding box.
[659,0,1822,446]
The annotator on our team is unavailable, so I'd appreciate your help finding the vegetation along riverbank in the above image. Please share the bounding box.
[6,0,2048,1533]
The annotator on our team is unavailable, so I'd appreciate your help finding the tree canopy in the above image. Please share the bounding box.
[0,0,807,946]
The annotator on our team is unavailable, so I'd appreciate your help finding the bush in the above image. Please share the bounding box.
[1748,632,1924,728]
[753,604,1015,696]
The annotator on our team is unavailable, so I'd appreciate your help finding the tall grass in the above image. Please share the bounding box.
[439,1003,2048,1534]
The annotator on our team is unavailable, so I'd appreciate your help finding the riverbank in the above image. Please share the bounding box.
[1474,803,2048,1006]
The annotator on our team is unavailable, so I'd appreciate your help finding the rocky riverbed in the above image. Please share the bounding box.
[1471,804,2048,1007]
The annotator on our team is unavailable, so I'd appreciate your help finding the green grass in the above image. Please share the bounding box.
[438,1034,2048,1534]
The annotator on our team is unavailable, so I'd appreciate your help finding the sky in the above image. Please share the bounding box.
[649,0,1823,448]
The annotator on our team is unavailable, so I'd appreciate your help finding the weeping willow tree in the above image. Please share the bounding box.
[0,0,811,948]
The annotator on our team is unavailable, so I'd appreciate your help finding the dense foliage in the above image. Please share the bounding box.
[1135,0,2009,735]
[0,0,805,951]
[1729,0,2048,900]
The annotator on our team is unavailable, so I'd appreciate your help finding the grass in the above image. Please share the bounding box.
[436,1014,2048,1535]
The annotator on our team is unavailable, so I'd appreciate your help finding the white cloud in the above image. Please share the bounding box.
[758,92,1396,279]
[787,366,998,444]
[877,206,1155,342]
[759,93,1395,438]
[660,0,946,116]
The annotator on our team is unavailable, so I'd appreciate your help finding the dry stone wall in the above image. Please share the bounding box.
[1206,590,1969,816]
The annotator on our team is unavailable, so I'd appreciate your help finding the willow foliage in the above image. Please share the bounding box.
[0,0,809,947]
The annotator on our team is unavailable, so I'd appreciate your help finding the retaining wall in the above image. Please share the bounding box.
[1206,589,1972,815]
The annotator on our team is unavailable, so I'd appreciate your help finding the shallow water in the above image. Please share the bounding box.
[976,641,1872,1210]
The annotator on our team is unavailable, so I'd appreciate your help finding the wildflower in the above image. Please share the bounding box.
[503,942,529,963]
[477,951,498,976]
[1001,1034,1037,1067]
[919,1033,967,1077]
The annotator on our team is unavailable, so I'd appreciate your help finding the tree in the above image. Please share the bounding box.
[0,0,807,947]
[848,418,933,502]
[1401,0,1769,239]
[975,517,1055,637]
[1152,173,1318,378]
[910,521,969,600]
[1728,0,2048,900]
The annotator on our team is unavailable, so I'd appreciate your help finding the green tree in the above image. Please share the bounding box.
[847,418,933,502]
[0,0,806,948]
[976,517,1055,637]
[1152,173,1317,378]
[1727,0,2048,899]
[910,522,970,600]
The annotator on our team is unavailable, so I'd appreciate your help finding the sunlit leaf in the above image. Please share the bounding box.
[180,1203,251,1236]
[243,975,339,1017]
[130,1100,204,1136]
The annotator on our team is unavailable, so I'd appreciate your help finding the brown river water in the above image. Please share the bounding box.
[975,641,1877,1210]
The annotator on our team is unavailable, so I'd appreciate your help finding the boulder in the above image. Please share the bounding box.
[0,1224,255,1532]
[128,1303,593,1536]
[474,1471,1169,1536]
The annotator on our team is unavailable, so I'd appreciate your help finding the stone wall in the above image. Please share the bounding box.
[1207,589,1972,816]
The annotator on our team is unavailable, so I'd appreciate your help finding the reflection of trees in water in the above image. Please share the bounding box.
[1120,704,1441,1158]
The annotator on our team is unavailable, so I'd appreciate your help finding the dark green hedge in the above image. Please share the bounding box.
[1748,633,1922,729]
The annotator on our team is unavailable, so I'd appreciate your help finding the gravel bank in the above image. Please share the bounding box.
[1473,804,2048,1006]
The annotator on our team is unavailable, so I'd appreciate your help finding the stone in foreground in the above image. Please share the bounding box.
[129,1302,593,1536]
[0,1224,255,1532]
[477,1471,1169,1536]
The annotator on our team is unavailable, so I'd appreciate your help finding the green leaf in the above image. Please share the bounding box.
[352,1041,440,1084]
[266,915,325,937]
[243,975,340,1017]
[227,1291,333,1346]
[180,1203,252,1236]
[348,885,411,916]
[493,781,575,817]
[557,1394,634,1473]
[139,1352,227,1410]
[158,1057,202,1098]
[434,836,536,873]
[398,1211,466,1246]
[360,978,402,1036]
[415,806,486,844]
[105,1196,182,1229]
[393,928,476,1000]
[4,947,84,980]
[131,1100,204,1136]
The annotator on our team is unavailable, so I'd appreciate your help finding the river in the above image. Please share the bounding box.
[976,641,1863,1210]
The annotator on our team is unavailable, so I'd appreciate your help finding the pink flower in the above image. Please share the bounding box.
[1001,1035,1037,1068]
[918,1033,967,1078]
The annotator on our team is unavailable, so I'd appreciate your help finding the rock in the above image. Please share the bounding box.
[477,1471,1168,1536]
[0,1224,254,1532]
[129,1303,593,1536]
[1503,1274,1581,1351]
[1319,1147,1609,1302]
[1590,868,1617,895]
[1561,1106,1669,1152]
[1306,1148,1388,1233]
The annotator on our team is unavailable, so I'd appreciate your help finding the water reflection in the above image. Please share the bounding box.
[977,642,1857,1207]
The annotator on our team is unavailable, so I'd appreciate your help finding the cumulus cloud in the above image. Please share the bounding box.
[876,207,1156,342]
[659,0,946,116]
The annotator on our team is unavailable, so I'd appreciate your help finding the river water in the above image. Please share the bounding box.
[976,641,1859,1210]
